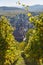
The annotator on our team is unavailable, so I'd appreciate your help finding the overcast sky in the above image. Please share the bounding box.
[0,0,43,7]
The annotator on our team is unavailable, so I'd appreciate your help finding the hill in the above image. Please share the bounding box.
[29,5,43,12]
[0,5,43,12]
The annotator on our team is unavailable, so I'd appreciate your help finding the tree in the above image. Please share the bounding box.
[0,16,20,65]
[24,14,43,65]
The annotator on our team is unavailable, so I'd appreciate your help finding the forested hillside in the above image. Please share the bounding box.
[0,12,43,65]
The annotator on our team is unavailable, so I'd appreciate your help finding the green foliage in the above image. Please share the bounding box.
[19,41,26,51]
[0,16,20,65]
[15,56,26,65]
[0,13,43,65]
[24,14,43,65]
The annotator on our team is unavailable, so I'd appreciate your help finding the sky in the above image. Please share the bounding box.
[0,0,43,7]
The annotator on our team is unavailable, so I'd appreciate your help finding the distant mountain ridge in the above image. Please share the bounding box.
[29,5,43,12]
[0,5,43,12]
[0,6,23,11]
